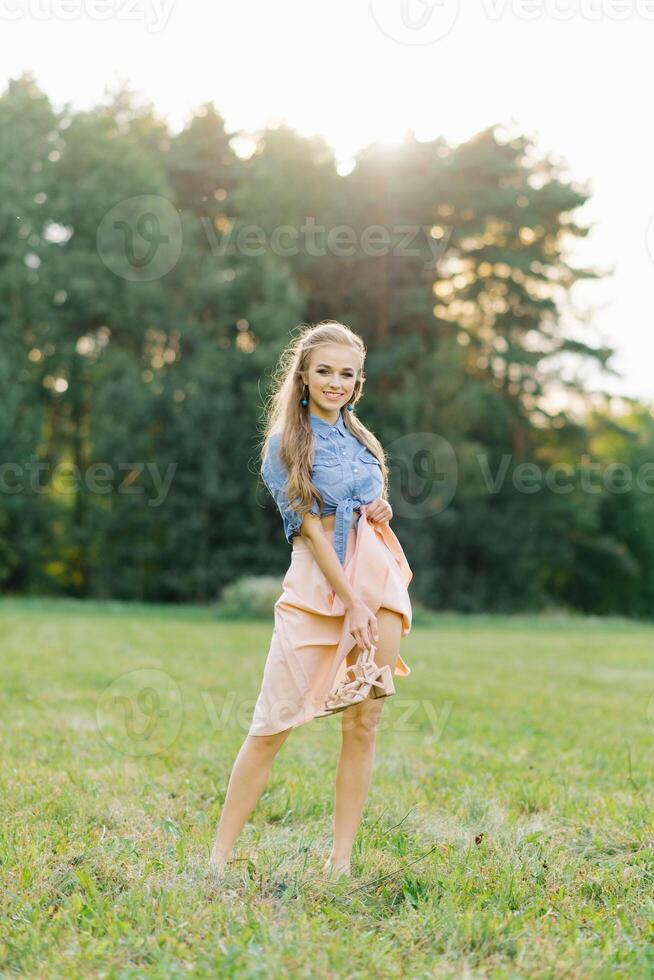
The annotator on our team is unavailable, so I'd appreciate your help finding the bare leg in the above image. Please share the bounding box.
[209,727,293,872]
[326,608,404,875]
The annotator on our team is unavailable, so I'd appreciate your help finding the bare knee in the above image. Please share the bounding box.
[341,700,384,741]
[246,729,291,754]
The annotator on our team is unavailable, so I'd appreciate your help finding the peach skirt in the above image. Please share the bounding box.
[248,503,413,736]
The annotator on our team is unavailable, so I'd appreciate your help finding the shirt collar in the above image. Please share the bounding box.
[309,410,347,440]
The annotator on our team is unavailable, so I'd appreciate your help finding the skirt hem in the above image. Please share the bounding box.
[248,505,413,737]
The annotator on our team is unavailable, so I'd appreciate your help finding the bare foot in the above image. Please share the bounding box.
[208,846,229,876]
[322,851,351,878]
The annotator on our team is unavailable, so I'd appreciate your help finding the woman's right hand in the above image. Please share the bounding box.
[345,596,379,652]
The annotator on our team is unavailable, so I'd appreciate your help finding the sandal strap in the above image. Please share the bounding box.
[324,657,387,709]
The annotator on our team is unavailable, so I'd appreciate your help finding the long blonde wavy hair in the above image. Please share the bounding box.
[259,321,389,520]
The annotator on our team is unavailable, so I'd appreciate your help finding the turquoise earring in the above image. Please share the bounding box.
[346,404,353,411]
[300,384,308,407]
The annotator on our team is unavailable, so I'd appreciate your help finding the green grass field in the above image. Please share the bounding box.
[2,597,654,978]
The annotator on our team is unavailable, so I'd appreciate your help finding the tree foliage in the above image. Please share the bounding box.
[1,73,650,616]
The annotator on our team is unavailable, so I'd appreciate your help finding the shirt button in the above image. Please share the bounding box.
[353,467,358,472]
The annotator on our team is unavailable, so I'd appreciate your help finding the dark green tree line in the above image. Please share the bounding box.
[1,72,651,616]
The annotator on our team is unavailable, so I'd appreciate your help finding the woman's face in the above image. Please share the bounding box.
[302,344,360,421]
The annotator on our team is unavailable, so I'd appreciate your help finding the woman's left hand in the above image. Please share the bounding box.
[365,498,393,524]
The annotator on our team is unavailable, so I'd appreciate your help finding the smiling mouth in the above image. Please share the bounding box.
[323,391,342,397]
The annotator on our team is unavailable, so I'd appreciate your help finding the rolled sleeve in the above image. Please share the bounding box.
[262,437,320,544]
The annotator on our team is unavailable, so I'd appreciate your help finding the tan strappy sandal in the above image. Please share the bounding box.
[321,644,395,715]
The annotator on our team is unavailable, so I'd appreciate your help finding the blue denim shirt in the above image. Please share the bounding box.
[261,411,384,566]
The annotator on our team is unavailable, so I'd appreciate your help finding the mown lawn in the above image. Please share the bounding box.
[2,597,654,978]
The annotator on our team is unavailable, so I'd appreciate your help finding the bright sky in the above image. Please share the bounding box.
[1,0,651,408]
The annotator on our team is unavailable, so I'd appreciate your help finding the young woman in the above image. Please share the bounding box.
[209,321,413,879]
